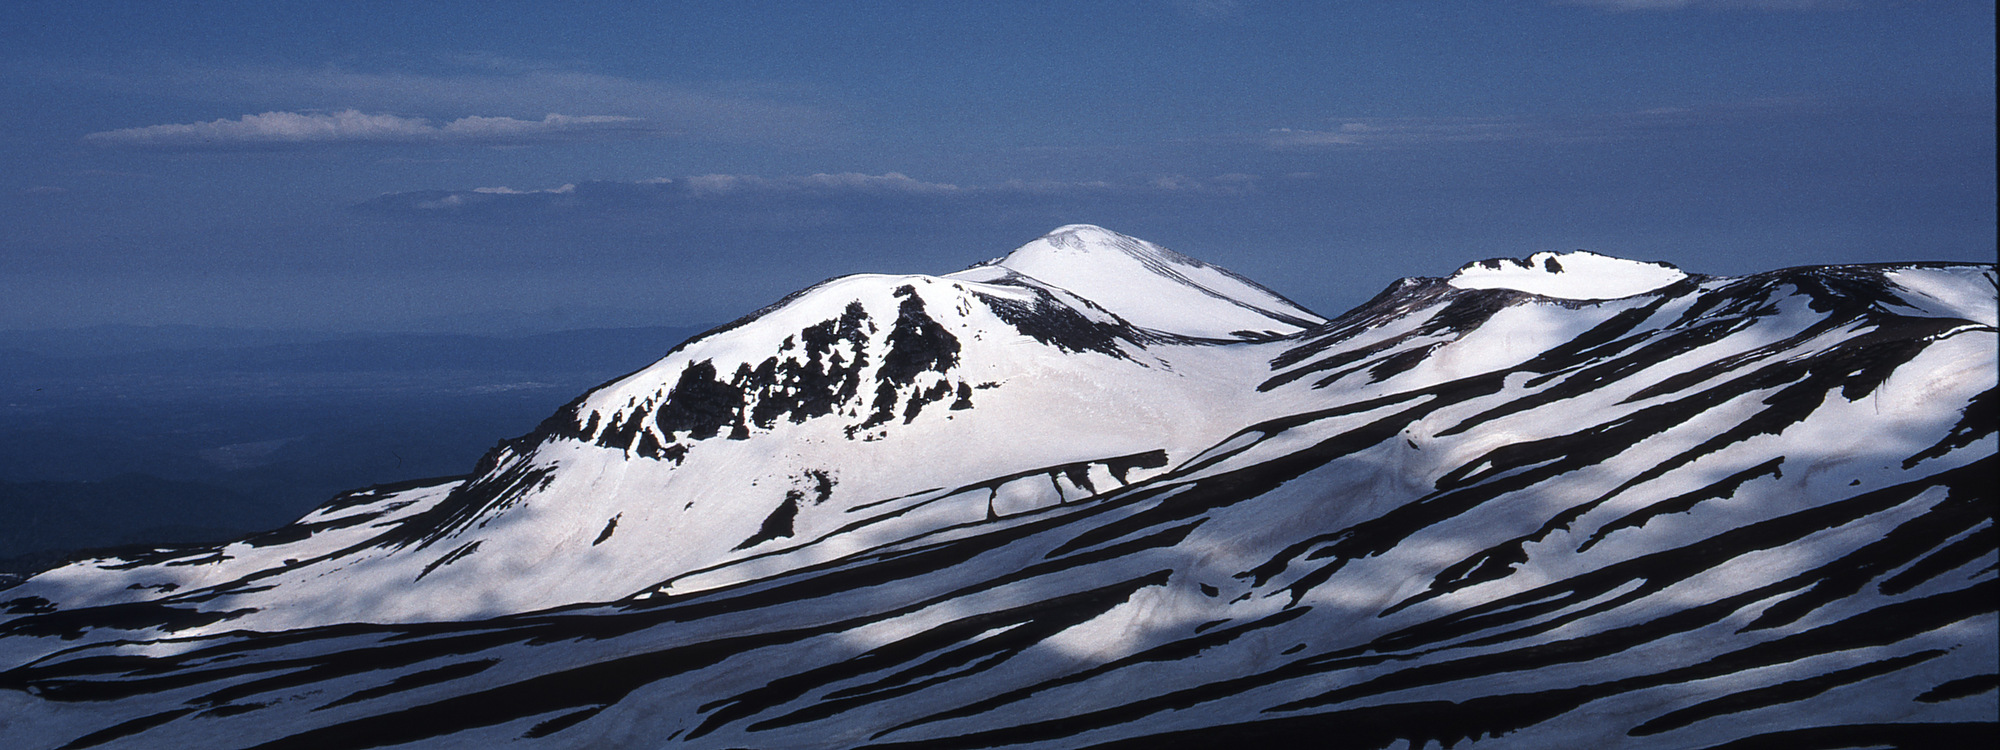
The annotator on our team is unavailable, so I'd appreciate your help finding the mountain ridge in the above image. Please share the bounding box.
[955,224,1325,338]
[0,227,1991,749]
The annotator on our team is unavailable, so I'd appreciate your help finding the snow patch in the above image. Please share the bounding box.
[953,224,1324,338]
[1886,266,1998,327]
[1448,250,1687,300]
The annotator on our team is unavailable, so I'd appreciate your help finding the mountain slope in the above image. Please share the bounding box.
[0,231,1992,749]
[0,227,1325,631]
[952,223,1324,339]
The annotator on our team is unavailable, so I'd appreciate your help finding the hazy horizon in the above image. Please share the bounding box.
[4,1,1993,332]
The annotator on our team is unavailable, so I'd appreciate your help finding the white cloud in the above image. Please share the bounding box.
[993,178,1117,194]
[471,184,577,195]
[1265,117,1523,149]
[84,110,646,148]
[675,172,962,197]
[355,172,1263,220]
[440,114,640,138]
[1263,100,1822,150]
[51,60,834,145]
[1145,173,1260,195]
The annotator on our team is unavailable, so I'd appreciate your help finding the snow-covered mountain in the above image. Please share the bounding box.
[1,225,1993,749]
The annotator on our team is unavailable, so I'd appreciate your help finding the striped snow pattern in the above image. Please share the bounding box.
[0,243,1992,749]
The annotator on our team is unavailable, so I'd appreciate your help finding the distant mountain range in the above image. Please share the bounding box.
[1,225,1992,748]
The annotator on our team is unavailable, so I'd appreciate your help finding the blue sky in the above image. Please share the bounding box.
[2,0,1993,330]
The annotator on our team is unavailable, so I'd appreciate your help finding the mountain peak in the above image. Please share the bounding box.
[1446,250,1689,300]
[1043,223,1122,240]
[3,234,1991,749]
[950,225,1323,339]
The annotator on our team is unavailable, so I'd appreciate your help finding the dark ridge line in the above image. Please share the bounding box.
[970,287,1137,359]
[23,491,1194,739]
[717,518,1215,727]
[11,496,1984,744]
[21,476,457,580]
[1327,309,1965,612]
[1080,694,1587,750]
[1059,378,1480,570]
[11,485,464,627]
[1265,372,1703,606]
[1692,721,1997,750]
[887,571,1997,750]
[1057,461,1995,736]
[53,707,199,750]
[0,599,258,641]
[1358,342,1443,385]
[1737,475,1992,633]
[199,701,267,718]
[1624,300,1867,404]
[1577,457,1785,552]
[862,446,1887,747]
[310,474,471,516]
[1915,673,2000,703]
[1386,452,1784,621]
[520,704,608,739]
[1517,316,1754,415]
[9,617,536,703]
[1880,522,1996,597]
[1267,277,1453,371]
[413,540,480,582]
[1357,457,1989,658]
[386,458,557,553]
[13,466,1196,712]
[11,258,1984,748]
[243,506,396,549]
[7,494,1152,712]
[1273,577,1996,717]
[938,451,1165,506]
[653,450,1170,597]
[316,658,499,710]
[1446,312,1945,493]
[33,540,224,575]
[245,571,1174,750]
[1628,649,1948,736]
[957,269,1197,344]
[819,648,1015,709]
[706,572,1174,739]
[11,326,1968,672]
[1904,385,1998,469]
[1260,334,1415,392]
[864,689,1587,750]
[874,607,1312,740]
[1264,286,1532,393]
[169,631,526,710]
[1440,288,1701,430]
[1250,316,1850,593]
[624,479,1180,627]
[1128,584,1984,750]
[1308,350,1405,391]
[844,486,947,514]
[1377,433,1757,617]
